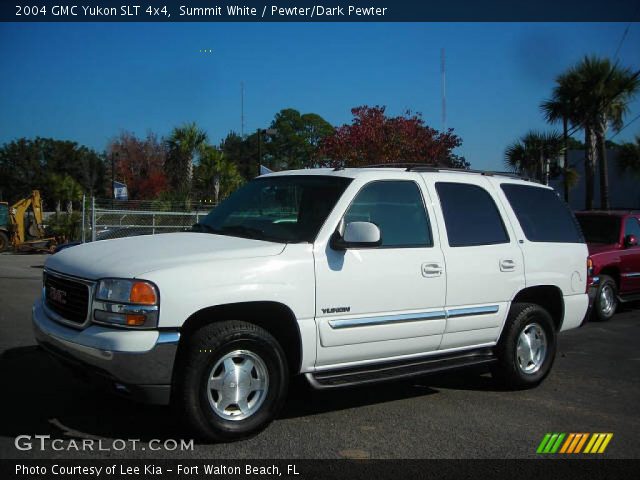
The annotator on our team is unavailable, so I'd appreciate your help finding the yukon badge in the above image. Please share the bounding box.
[321,306,351,314]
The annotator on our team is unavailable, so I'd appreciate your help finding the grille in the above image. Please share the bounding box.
[44,272,90,325]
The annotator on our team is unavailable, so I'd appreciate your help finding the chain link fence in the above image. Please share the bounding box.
[75,197,216,242]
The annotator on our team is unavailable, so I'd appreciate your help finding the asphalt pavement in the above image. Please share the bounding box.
[1,253,639,459]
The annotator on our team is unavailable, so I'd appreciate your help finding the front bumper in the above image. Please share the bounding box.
[32,298,179,405]
[582,276,600,326]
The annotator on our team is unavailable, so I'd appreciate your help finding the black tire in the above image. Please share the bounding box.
[492,303,556,389]
[592,275,618,322]
[175,320,288,442]
[0,231,9,252]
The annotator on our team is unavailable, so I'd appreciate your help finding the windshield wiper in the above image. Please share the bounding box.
[218,225,267,240]
[192,223,284,242]
[191,223,218,233]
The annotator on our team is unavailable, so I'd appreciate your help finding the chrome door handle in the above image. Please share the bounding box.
[422,263,443,277]
[500,259,516,272]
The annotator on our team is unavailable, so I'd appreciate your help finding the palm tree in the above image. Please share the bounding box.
[553,57,639,209]
[165,123,208,193]
[195,147,243,203]
[505,131,564,184]
[541,74,580,201]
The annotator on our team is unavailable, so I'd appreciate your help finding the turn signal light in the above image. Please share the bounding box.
[130,282,157,305]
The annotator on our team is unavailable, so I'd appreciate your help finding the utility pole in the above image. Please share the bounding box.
[240,81,245,137]
[441,48,446,132]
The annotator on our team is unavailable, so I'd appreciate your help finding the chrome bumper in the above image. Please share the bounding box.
[32,299,179,405]
[582,276,600,326]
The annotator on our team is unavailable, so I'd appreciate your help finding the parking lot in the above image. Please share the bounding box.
[1,253,639,459]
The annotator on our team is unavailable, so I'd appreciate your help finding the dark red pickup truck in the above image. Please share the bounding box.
[575,211,640,321]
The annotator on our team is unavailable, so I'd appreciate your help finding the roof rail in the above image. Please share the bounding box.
[348,162,534,182]
[408,165,531,181]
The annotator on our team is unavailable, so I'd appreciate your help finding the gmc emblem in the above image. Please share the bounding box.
[48,287,67,304]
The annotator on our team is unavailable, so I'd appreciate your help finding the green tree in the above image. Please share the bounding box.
[194,147,244,203]
[505,131,564,184]
[165,123,208,194]
[265,109,334,170]
[0,137,104,205]
[48,174,83,213]
[220,132,258,181]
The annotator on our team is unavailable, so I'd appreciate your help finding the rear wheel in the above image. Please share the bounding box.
[0,231,8,252]
[593,275,617,322]
[492,303,556,389]
[175,320,288,442]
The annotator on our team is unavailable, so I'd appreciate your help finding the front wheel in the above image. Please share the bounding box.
[492,303,556,389]
[175,320,289,442]
[593,275,618,322]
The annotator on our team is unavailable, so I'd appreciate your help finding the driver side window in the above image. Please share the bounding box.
[624,217,640,242]
[343,180,432,248]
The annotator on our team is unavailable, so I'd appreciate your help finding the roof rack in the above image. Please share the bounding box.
[358,163,533,182]
[409,165,530,181]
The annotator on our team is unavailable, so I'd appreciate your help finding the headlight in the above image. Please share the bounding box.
[93,279,159,328]
[96,279,158,305]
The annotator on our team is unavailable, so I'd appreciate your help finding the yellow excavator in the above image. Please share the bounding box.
[0,190,57,252]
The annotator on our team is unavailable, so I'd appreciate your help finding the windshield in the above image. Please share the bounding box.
[576,215,621,244]
[195,175,352,243]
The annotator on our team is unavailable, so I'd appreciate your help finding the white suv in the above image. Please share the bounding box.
[33,166,589,441]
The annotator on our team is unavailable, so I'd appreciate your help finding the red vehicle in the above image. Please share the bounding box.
[575,211,640,321]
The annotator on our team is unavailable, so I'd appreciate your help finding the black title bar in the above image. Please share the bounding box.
[2,459,640,480]
[1,0,638,22]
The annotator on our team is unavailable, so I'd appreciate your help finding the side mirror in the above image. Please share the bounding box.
[625,234,638,248]
[331,221,381,250]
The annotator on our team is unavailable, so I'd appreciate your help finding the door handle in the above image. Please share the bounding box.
[500,259,516,272]
[422,263,443,277]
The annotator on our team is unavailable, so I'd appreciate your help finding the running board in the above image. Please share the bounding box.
[306,348,496,389]
[619,293,640,303]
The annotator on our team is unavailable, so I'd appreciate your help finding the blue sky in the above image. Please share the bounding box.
[1,22,638,171]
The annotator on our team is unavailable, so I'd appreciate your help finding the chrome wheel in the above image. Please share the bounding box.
[516,323,547,375]
[206,350,269,421]
[599,284,616,317]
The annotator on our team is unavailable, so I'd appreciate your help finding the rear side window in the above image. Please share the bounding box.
[501,184,584,243]
[435,182,509,247]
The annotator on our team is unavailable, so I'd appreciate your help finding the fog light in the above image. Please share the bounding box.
[125,314,146,326]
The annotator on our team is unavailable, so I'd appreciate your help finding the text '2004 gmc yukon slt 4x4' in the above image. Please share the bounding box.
[33,167,589,441]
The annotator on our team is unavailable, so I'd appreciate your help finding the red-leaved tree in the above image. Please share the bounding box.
[107,132,168,199]
[320,106,463,167]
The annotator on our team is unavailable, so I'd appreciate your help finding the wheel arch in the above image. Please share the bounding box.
[598,265,620,289]
[511,285,564,331]
[175,301,302,377]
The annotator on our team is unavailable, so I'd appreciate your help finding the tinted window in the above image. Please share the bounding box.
[436,182,509,247]
[344,181,432,247]
[501,184,583,243]
[199,175,352,243]
[576,215,621,244]
[624,217,640,239]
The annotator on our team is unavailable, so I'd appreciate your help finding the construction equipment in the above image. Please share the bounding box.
[0,190,57,252]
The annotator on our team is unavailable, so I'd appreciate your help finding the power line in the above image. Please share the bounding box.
[613,6,639,61]
[613,23,632,61]
[608,113,640,140]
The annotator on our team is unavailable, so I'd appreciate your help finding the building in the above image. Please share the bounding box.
[550,149,640,211]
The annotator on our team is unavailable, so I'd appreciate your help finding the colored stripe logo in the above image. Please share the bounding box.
[537,433,613,454]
